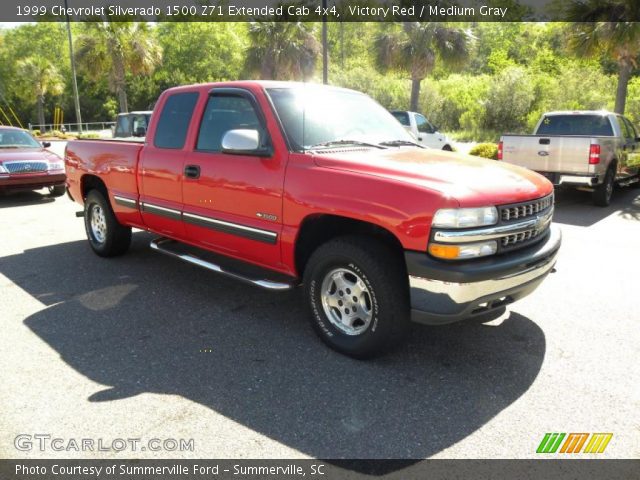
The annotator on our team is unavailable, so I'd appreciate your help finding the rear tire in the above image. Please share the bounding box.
[593,167,615,207]
[84,189,131,257]
[48,185,66,197]
[442,144,453,151]
[303,236,410,359]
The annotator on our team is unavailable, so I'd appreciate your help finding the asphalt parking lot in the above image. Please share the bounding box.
[1,181,639,461]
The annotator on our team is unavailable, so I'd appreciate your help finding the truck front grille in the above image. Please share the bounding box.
[500,194,553,222]
[500,227,544,248]
[3,161,48,174]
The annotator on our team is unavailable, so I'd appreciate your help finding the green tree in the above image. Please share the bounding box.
[156,23,247,86]
[566,0,640,114]
[244,22,320,80]
[75,21,161,113]
[16,56,64,127]
[374,22,472,111]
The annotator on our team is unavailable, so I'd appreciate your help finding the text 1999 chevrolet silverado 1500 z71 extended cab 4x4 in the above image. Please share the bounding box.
[500,111,640,206]
[65,81,561,358]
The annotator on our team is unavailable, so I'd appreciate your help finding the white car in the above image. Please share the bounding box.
[391,110,453,150]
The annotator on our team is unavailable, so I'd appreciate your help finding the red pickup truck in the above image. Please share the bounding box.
[65,81,561,358]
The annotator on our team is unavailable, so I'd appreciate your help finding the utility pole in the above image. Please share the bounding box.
[322,0,328,84]
[64,0,82,133]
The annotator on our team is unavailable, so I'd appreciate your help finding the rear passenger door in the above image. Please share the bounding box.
[139,91,199,239]
[182,88,286,269]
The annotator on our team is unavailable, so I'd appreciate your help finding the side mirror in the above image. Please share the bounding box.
[42,141,51,148]
[221,129,270,156]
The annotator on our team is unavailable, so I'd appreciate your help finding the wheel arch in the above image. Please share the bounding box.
[80,174,109,201]
[294,214,406,277]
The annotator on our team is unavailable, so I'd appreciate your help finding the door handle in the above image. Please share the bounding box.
[184,165,200,179]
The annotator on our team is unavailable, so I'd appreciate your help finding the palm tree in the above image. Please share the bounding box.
[245,22,320,81]
[566,0,640,114]
[375,23,472,111]
[17,56,64,127]
[75,22,161,113]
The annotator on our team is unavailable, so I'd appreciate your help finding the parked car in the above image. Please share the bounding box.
[391,110,453,150]
[500,111,640,206]
[0,126,66,196]
[65,81,561,358]
[113,111,152,138]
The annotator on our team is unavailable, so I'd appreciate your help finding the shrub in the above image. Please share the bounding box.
[78,132,100,139]
[31,129,41,137]
[468,142,499,160]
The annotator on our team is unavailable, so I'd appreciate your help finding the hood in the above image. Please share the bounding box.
[313,147,553,207]
[0,148,61,163]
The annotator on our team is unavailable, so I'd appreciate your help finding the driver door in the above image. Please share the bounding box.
[182,89,286,269]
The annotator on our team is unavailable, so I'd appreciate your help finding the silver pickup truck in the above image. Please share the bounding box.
[500,111,640,206]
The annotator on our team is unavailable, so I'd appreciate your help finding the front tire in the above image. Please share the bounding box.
[593,167,615,207]
[84,189,131,257]
[48,185,66,197]
[303,236,409,359]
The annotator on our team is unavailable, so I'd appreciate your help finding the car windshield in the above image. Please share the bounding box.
[0,129,41,148]
[536,115,614,136]
[267,87,414,150]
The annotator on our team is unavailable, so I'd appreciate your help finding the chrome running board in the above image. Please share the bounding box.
[150,237,294,291]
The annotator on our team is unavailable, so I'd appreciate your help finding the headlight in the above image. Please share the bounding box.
[432,206,498,228]
[428,240,497,260]
[48,161,64,171]
[0,164,8,174]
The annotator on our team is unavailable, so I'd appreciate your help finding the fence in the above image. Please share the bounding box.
[28,121,116,135]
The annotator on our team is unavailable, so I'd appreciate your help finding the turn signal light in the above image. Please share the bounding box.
[589,144,601,165]
[428,244,461,259]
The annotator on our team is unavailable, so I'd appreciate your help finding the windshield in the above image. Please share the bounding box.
[0,129,41,148]
[536,115,614,136]
[267,87,414,150]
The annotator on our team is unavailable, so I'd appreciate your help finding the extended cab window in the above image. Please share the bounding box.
[537,115,614,136]
[154,92,198,149]
[197,94,264,151]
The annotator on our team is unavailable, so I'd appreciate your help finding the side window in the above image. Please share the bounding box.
[196,94,265,152]
[154,92,199,149]
[622,117,637,140]
[415,114,434,134]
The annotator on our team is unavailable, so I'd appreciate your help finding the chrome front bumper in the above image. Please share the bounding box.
[407,224,561,325]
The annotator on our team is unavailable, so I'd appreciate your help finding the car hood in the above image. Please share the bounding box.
[0,148,60,163]
[313,147,553,207]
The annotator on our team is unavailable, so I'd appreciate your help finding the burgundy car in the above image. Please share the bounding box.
[0,127,66,196]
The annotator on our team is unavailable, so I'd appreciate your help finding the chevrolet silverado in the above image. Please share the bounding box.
[65,81,561,358]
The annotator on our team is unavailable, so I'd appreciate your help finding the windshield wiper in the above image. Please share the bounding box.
[378,140,424,148]
[307,139,386,150]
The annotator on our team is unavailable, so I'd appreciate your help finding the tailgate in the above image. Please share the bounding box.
[502,135,592,174]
